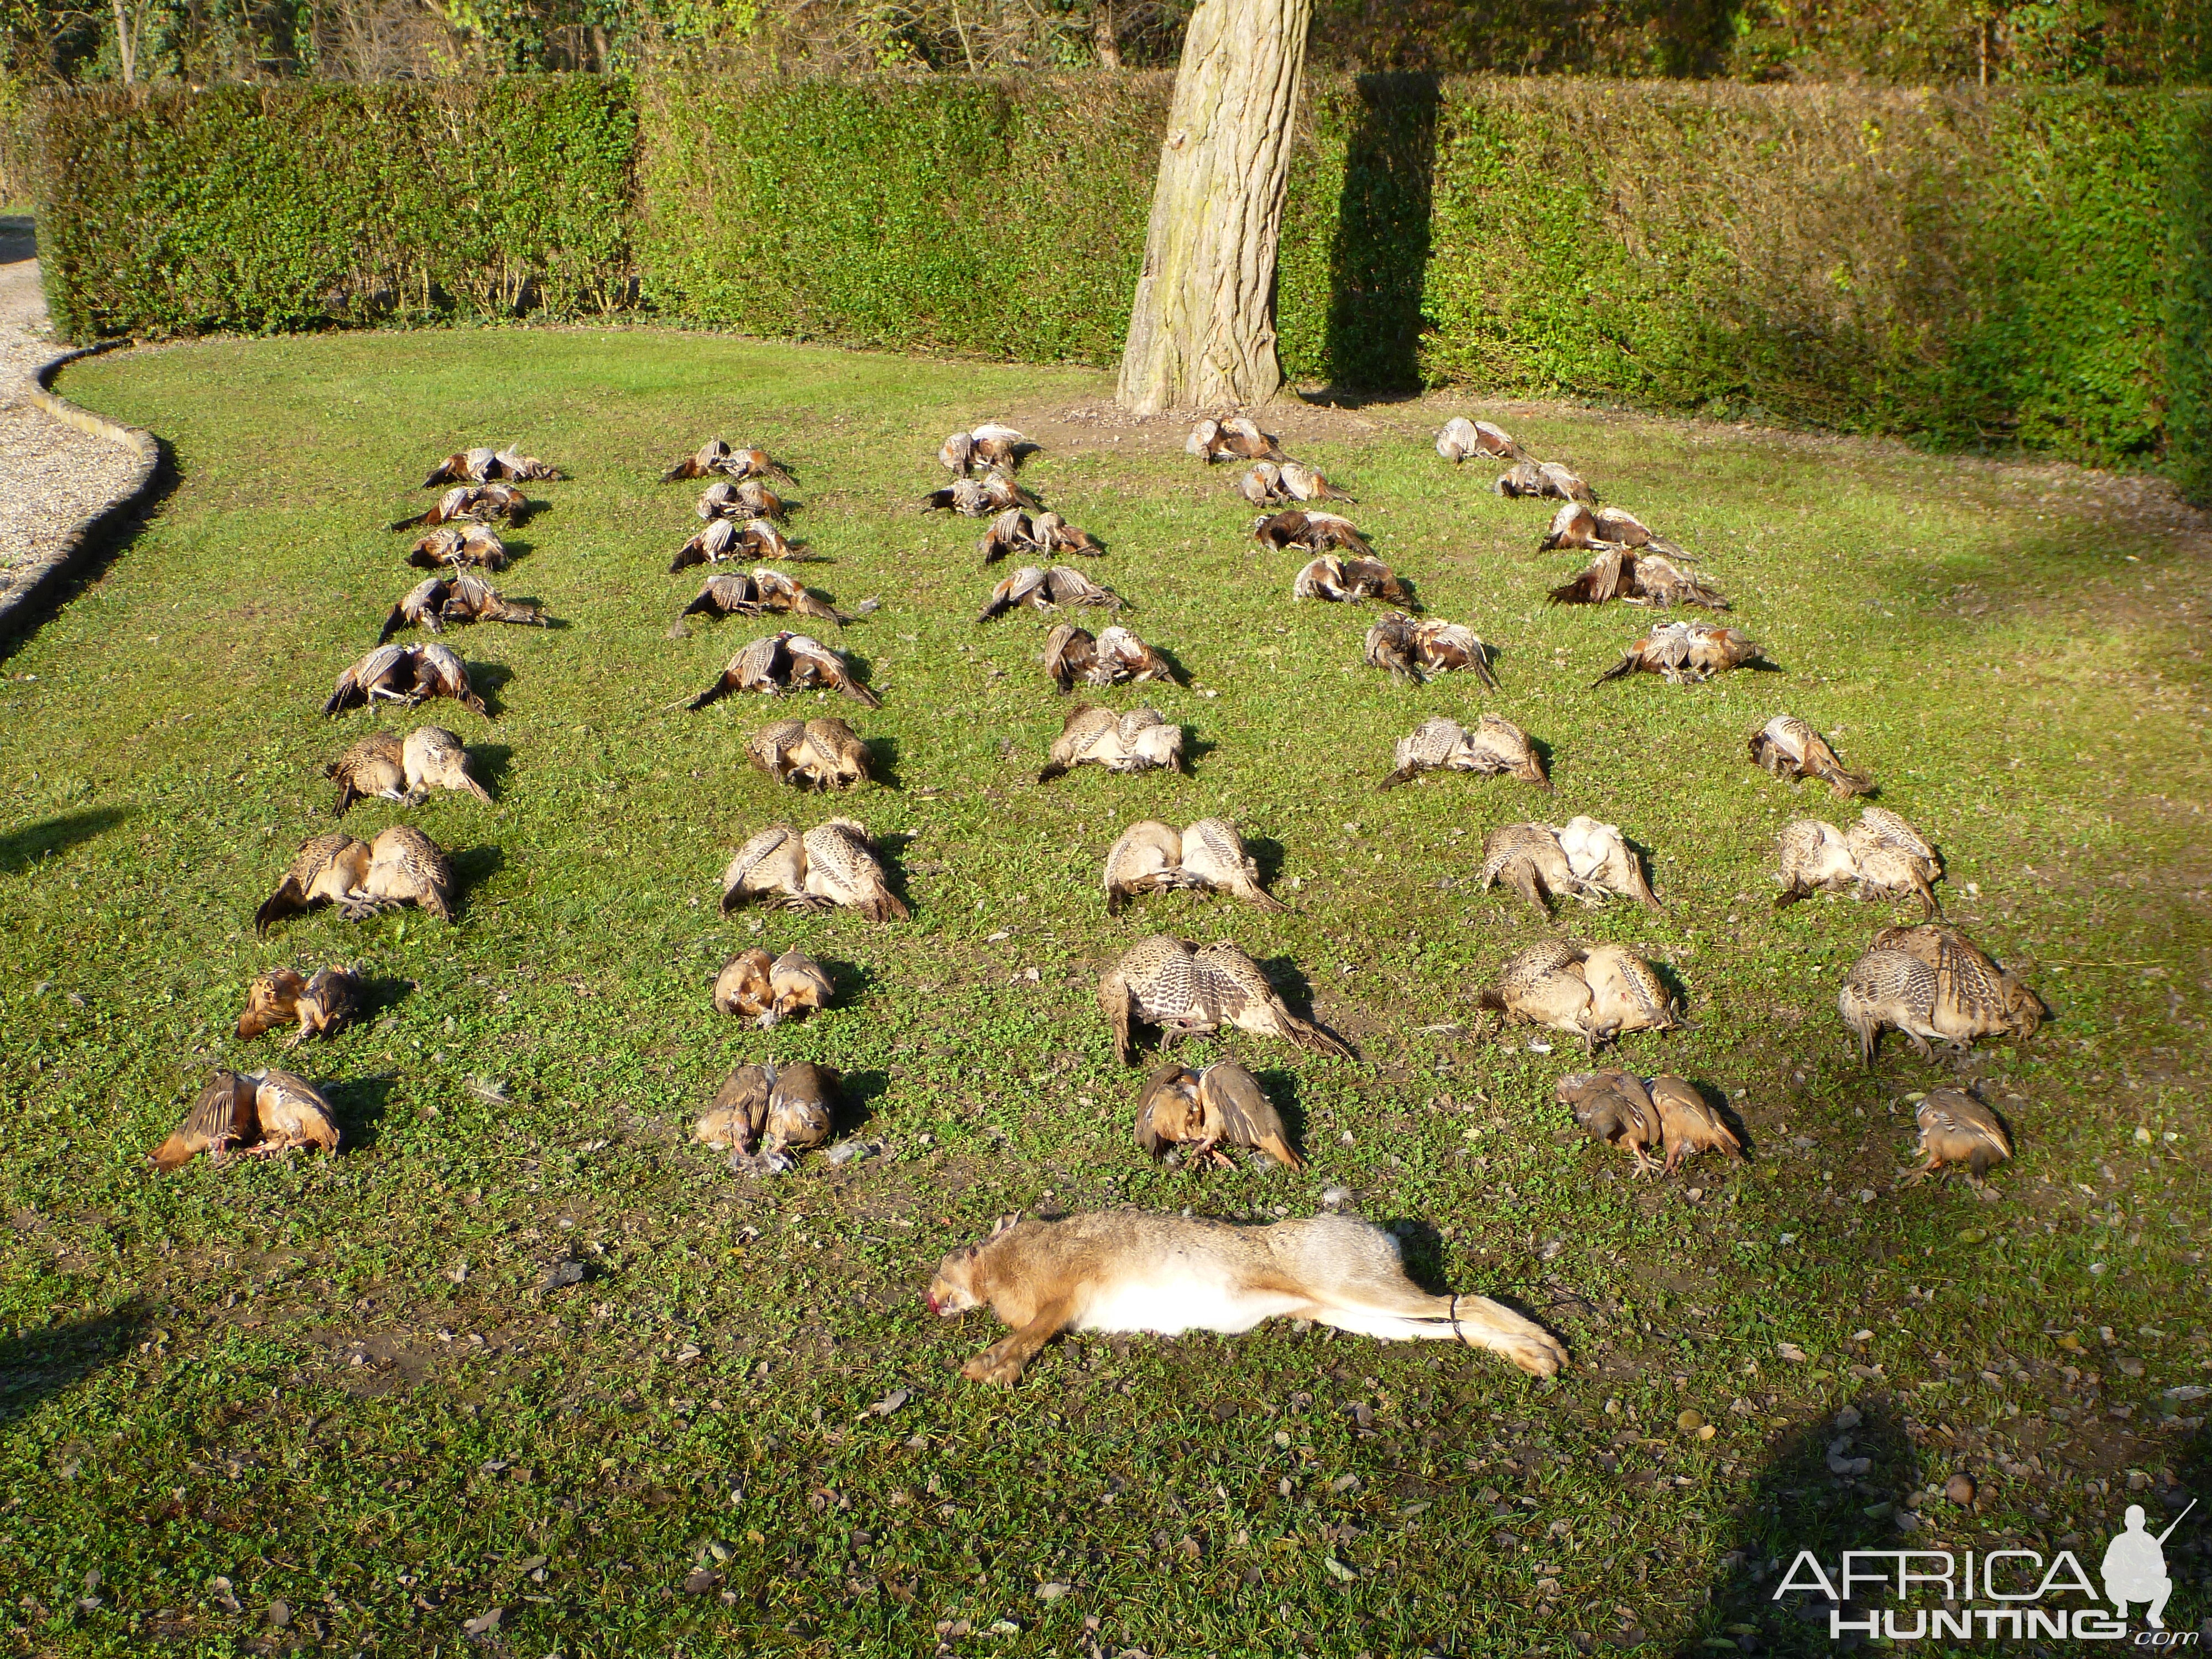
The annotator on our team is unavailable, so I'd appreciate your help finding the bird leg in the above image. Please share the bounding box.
[1630,1144,1662,1180]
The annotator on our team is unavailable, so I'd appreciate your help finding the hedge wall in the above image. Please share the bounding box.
[27,70,2212,494]
[30,78,635,340]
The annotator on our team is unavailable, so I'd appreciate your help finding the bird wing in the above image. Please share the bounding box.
[1198,1062,1302,1168]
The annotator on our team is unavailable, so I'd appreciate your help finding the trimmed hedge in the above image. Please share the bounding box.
[31,78,635,340]
[27,70,2212,495]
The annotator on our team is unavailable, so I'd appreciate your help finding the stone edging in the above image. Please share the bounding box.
[1,339,163,639]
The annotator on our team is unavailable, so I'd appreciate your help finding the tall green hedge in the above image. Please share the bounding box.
[31,77,635,340]
[27,70,2212,495]
[632,73,1167,364]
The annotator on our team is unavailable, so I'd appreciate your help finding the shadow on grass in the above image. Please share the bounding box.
[0,807,129,874]
[0,1302,151,1432]
[469,742,515,799]
[1254,954,1358,1060]
[0,436,180,665]
[324,1072,398,1151]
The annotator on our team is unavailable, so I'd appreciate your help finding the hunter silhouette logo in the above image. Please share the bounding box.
[2104,1501,2194,1630]
[1773,1498,2199,1642]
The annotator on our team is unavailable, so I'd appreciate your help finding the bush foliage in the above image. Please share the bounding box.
[28,70,2212,493]
[31,77,635,340]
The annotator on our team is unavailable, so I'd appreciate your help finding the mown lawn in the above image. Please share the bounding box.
[3,326,2209,1658]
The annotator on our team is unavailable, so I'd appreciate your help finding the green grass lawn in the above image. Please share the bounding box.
[3,326,2208,1657]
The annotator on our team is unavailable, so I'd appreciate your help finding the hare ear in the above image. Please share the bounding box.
[990,1212,1019,1238]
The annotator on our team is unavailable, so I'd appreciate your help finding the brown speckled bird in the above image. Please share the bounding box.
[713,947,776,1022]
[696,478,795,522]
[771,948,833,1022]
[720,825,813,912]
[324,643,488,719]
[406,521,508,572]
[695,1063,773,1151]
[422,444,559,487]
[1253,509,1372,558]
[682,569,847,628]
[152,1071,259,1171]
[249,1068,342,1157]
[1103,820,1192,914]
[1363,613,1496,686]
[254,833,373,935]
[390,482,529,532]
[1595,622,1762,685]
[1097,936,1350,1065]
[1478,823,1597,914]
[1380,715,1547,791]
[325,731,407,816]
[1837,924,2042,1065]
[237,965,362,1046]
[924,469,1039,517]
[663,438,792,483]
[977,564,1123,622]
[1277,460,1356,504]
[801,818,909,921]
[1912,1088,2012,1181]
[1584,945,1680,1040]
[799,716,873,790]
[1647,1074,1742,1173]
[1558,1070,1663,1175]
[1084,625,1176,688]
[1556,816,1661,910]
[1188,415,1287,465]
[343,825,455,924]
[379,572,549,642]
[1496,460,1594,504]
[1480,941,1675,1048]
[1548,547,1726,611]
[687,633,878,710]
[671,517,804,572]
[942,424,1031,474]
[1039,703,1185,781]
[1750,715,1872,799]
[1436,416,1522,464]
[1180,818,1285,912]
[1776,807,1940,916]
[1237,461,1288,506]
[1292,552,1413,607]
[1134,1059,1304,1170]
[760,1062,838,1171]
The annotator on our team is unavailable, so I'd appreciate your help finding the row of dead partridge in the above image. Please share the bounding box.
[169,411,2044,1211]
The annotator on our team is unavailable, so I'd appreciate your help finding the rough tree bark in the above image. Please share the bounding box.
[1115,0,1313,416]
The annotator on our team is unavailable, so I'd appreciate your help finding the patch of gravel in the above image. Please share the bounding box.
[0,216,150,620]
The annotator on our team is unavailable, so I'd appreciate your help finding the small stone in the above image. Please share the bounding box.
[1943,1474,1977,1506]
[1036,1582,1072,1602]
[265,1601,291,1630]
[1677,1410,1705,1433]
[1777,1342,1808,1363]
[461,1607,503,1636]
[1833,1405,1863,1431]
[681,1568,718,1595]
[540,1259,585,1290]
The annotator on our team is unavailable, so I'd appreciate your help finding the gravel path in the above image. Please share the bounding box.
[0,216,150,620]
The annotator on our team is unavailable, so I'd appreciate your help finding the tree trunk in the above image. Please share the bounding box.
[1115,0,1312,416]
[112,0,137,82]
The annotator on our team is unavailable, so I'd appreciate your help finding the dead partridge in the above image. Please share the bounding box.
[1558,1070,1663,1175]
[923,469,1038,516]
[797,717,873,789]
[671,517,804,571]
[401,726,494,806]
[1436,416,1521,463]
[1872,923,2044,1050]
[1478,941,1599,1046]
[1103,820,1191,914]
[713,947,776,1022]
[1478,823,1597,915]
[1749,715,1872,798]
[406,521,508,572]
[343,825,456,924]
[422,445,559,487]
[1496,460,1594,503]
[1595,622,1763,685]
[721,825,812,912]
[770,948,833,1022]
[662,437,732,481]
[1253,509,1373,557]
[1135,1060,1304,1170]
[1556,815,1661,909]
[977,564,1122,621]
[324,641,488,720]
[1412,618,1499,687]
[760,1062,838,1171]
[1380,715,1548,791]
[326,731,407,817]
[152,1071,259,1171]
[1835,945,1944,1064]
[237,965,362,1045]
[1180,818,1285,912]
[695,1063,773,1151]
[1549,547,1726,611]
[801,818,910,921]
[248,1069,341,1157]
[1097,936,1351,1065]
[255,834,372,935]
[1087,625,1176,687]
[1040,705,1185,781]
[1293,552,1413,607]
[941,424,1031,474]
[1277,460,1356,504]
[696,479,797,522]
[1238,461,1289,505]
[1913,1088,2012,1181]
[388,482,529,531]
[1646,1074,1742,1173]
[380,572,549,641]
[1776,807,1939,915]
[1583,945,1680,1039]
[1188,415,1287,464]
[748,718,810,786]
